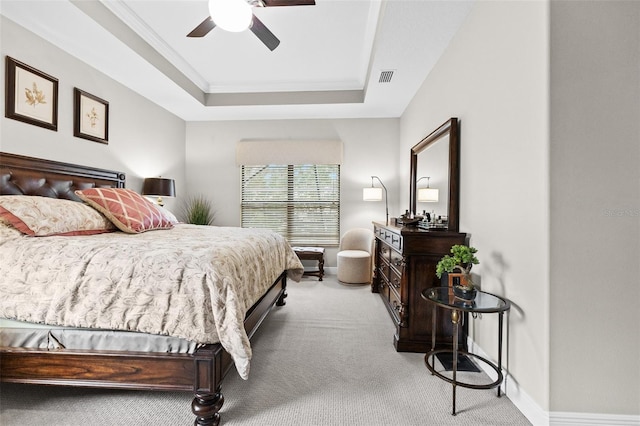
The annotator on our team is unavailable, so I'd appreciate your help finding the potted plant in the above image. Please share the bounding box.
[181,194,215,225]
[436,245,479,300]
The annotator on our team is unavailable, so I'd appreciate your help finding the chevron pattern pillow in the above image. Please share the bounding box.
[76,188,175,233]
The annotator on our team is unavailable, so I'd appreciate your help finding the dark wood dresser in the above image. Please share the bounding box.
[373,222,467,352]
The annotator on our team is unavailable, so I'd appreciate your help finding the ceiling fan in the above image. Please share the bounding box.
[187,0,316,51]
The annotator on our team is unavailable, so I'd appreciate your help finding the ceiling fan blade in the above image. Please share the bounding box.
[187,17,216,37]
[250,15,280,51]
[260,0,315,6]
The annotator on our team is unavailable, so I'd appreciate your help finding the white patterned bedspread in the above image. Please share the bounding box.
[0,223,304,379]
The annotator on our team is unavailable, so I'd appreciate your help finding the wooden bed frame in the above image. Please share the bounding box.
[0,152,289,426]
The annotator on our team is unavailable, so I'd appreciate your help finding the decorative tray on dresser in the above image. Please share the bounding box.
[372,221,467,352]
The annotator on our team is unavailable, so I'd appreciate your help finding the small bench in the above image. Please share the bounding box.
[292,247,325,281]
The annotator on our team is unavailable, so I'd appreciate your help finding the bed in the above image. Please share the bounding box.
[0,152,304,425]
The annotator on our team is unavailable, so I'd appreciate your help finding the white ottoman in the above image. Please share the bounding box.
[337,249,372,284]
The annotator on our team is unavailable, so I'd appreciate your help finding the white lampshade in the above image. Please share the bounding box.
[209,0,253,32]
[418,187,439,202]
[363,187,383,201]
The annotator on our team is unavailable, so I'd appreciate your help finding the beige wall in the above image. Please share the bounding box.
[400,0,550,416]
[549,0,640,415]
[185,118,399,265]
[400,0,640,420]
[0,16,186,212]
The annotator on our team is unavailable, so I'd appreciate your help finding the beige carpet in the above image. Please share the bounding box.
[0,276,531,425]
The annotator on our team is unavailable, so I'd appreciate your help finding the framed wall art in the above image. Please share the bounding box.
[5,56,59,131]
[74,88,109,144]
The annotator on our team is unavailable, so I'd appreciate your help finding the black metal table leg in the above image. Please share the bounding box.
[429,301,437,374]
[497,311,504,397]
[451,309,460,415]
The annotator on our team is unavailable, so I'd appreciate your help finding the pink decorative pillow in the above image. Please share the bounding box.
[0,195,115,236]
[75,188,174,233]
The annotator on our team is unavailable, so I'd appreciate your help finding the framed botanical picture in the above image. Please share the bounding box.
[74,88,109,144]
[5,56,58,131]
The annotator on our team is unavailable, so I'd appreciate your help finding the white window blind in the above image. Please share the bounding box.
[241,164,340,246]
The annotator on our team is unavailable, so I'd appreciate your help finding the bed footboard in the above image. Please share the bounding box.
[0,272,288,426]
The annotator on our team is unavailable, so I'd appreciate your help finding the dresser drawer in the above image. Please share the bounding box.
[389,267,402,290]
[373,226,402,250]
[389,231,402,250]
[376,227,402,250]
[389,285,402,324]
[378,276,389,298]
[389,249,403,272]
[377,260,390,282]
[378,242,392,263]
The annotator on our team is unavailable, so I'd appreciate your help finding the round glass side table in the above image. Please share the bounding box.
[421,286,510,415]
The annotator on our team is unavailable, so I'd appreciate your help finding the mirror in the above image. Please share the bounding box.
[409,117,460,232]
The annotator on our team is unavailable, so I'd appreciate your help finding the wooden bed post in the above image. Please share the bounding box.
[192,345,226,426]
[192,386,224,426]
[276,274,288,306]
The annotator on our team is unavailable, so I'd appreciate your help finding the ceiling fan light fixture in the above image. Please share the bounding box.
[208,0,253,32]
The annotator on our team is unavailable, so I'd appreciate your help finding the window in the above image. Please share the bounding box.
[241,164,340,245]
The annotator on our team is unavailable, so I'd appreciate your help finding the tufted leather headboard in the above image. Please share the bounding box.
[0,152,125,201]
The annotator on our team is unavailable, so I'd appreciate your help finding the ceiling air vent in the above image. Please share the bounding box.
[378,70,394,83]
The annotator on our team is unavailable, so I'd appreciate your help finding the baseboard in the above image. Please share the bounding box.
[467,338,640,426]
[467,337,549,425]
[549,412,640,426]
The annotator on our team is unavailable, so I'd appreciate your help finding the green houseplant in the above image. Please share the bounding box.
[181,194,215,225]
[436,244,479,300]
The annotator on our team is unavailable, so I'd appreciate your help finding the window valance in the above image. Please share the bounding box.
[236,139,343,165]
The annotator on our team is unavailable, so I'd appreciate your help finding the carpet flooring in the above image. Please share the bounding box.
[0,276,531,425]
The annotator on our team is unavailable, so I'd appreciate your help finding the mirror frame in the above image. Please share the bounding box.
[409,117,460,232]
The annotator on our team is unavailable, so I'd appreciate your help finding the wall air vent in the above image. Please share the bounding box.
[378,70,394,83]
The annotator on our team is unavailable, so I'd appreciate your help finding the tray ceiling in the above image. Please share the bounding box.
[0,0,474,121]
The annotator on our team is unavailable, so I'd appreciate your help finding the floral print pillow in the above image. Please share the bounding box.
[0,195,115,236]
